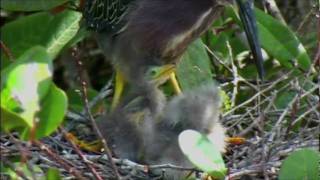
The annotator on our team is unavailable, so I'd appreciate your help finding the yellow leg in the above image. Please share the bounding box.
[66,133,102,153]
[226,137,246,145]
[150,64,181,94]
[111,70,125,110]
[169,72,182,94]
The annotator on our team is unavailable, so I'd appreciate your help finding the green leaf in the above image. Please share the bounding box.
[1,10,82,66]
[1,106,26,132]
[63,26,90,50]
[220,90,232,111]
[254,8,312,70]
[34,83,67,139]
[1,0,69,11]
[1,46,53,127]
[279,149,320,180]
[177,39,214,90]
[2,163,43,179]
[1,46,67,139]
[45,10,82,58]
[275,91,296,109]
[1,12,53,67]
[67,88,105,114]
[179,130,227,179]
[46,168,62,180]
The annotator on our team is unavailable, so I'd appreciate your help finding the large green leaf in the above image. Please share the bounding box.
[254,8,312,70]
[1,10,82,67]
[1,0,69,11]
[1,46,68,139]
[1,12,53,67]
[279,149,320,180]
[1,46,53,127]
[179,130,227,179]
[45,10,82,58]
[176,39,214,90]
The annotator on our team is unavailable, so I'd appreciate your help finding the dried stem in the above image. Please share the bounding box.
[60,127,103,180]
[71,46,121,179]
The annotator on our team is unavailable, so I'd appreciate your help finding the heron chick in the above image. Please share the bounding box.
[97,83,226,178]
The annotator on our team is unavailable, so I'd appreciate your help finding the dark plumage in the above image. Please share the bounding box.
[84,0,131,33]
[84,0,239,112]
[85,0,229,82]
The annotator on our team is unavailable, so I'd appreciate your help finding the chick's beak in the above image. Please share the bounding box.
[236,0,265,79]
[149,64,176,86]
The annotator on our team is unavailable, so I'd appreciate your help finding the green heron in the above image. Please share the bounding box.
[97,83,226,178]
[84,0,264,110]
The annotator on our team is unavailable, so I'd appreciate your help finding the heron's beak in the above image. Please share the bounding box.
[236,0,265,79]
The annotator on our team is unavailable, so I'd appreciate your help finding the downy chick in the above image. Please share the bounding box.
[97,83,226,178]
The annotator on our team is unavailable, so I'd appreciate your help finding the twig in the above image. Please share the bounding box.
[2,158,29,180]
[71,46,121,179]
[0,40,14,61]
[292,104,319,126]
[223,72,292,116]
[32,140,85,180]
[204,43,266,94]
[60,127,103,180]
[118,159,195,171]
[315,14,320,67]
[81,76,113,115]
[227,41,239,108]
[7,134,36,180]
[296,8,315,34]
[263,0,287,25]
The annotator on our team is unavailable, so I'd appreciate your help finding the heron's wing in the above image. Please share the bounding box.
[84,0,131,33]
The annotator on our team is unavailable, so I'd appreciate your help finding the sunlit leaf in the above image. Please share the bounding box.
[1,46,52,127]
[1,46,67,139]
[179,130,227,179]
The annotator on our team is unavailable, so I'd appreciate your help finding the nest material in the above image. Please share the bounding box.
[1,72,319,180]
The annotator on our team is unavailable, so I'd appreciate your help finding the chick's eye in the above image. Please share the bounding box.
[150,69,157,76]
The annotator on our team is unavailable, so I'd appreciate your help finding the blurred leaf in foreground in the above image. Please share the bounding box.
[279,149,320,180]
[179,130,227,179]
[1,46,67,139]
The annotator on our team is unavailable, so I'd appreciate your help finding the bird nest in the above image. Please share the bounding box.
[1,72,319,180]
